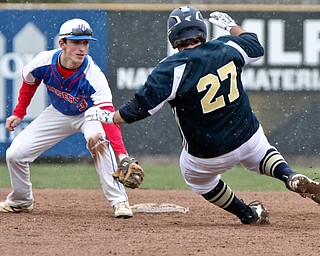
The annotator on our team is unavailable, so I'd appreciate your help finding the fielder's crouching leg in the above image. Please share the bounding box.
[87,134,109,160]
[86,134,130,210]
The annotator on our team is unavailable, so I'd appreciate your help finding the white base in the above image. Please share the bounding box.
[130,203,189,213]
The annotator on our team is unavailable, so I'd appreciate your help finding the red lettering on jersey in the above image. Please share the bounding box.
[46,85,88,111]
[77,100,88,111]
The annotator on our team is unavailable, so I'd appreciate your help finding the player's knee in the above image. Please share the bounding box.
[6,145,20,164]
[86,133,108,157]
[259,148,287,176]
[87,134,103,149]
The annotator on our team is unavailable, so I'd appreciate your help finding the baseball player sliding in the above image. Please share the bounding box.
[1,18,139,218]
[85,7,320,224]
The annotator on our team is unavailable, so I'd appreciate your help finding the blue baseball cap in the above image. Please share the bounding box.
[59,18,97,41]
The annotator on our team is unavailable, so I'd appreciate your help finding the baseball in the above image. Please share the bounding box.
[133,174,141,182]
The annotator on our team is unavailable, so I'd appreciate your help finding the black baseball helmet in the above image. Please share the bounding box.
[167,6,207,47]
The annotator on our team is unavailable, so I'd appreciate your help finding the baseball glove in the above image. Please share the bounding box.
[113,157,144,189]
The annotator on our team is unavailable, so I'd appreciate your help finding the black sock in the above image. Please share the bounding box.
[260,148,295,184]
[272,164,295,183]
[202,179,250,220]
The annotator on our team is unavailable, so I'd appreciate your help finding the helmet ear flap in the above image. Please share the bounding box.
[167,6,207,47]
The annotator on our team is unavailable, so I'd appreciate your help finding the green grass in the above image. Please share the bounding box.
[0,162,319,191]
[222,166,320,191]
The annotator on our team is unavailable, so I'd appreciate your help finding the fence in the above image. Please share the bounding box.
[1,4,320,163]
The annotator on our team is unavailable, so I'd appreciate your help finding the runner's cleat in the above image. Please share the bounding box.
[241,201,269,225]
[287,173,320,204]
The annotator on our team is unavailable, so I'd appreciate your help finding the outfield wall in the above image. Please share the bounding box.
[1,4,320,159]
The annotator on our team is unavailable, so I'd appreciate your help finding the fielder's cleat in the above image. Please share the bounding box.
[113,201,133,219]
[0,200,34,213]
[287,173,320,204]
[241,201,269,225]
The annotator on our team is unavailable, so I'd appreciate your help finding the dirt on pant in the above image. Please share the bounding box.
[0,188,319,256]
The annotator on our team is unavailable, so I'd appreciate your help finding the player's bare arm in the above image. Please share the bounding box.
[5,115,22,131]
[229,26,246,36]
[113,111,126,124]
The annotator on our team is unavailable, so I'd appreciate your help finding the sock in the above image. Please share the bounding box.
[260,148,295,184]
[202,179,250,220]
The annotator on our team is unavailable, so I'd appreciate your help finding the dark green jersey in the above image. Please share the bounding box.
[120,32,264,158]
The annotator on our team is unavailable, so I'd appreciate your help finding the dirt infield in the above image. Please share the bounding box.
[0,188,319,256]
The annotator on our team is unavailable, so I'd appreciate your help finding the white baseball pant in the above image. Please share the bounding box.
[180,125,273,195]
[5,105,128,207]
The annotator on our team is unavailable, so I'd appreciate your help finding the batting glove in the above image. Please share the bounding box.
[209,11,238,32]
[84,106,114,124]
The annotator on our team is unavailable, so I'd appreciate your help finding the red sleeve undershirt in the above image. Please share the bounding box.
[15,57,65,119]
[100,105,127,156]
[13,80,41,119]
